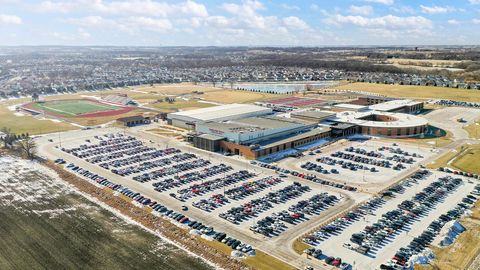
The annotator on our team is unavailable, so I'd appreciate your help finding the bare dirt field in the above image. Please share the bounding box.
[383,58,464,72]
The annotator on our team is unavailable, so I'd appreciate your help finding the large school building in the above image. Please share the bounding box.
[167,97,429,160]
[166,104,272,129]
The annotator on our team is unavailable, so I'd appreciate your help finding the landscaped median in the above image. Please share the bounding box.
[46,160,296,270]
[450,145,480,175]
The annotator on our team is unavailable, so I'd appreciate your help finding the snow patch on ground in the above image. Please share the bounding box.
[81,95,101,100]
[198,100,223,105]
[131,90,148,94]
[37,117,62,123]
[0,156,221,270]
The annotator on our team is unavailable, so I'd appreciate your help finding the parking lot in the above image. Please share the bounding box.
[36,128,357,269]
[424,106,480,140]
[279,139,436,190]
[301,170,478,269]
[35,125,479,270]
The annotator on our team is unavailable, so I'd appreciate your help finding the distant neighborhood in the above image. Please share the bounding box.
[1,46,479,99]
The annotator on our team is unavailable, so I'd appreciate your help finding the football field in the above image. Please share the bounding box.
[32,100,122,116]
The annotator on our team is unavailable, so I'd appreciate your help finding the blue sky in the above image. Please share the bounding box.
[1,0,479,46]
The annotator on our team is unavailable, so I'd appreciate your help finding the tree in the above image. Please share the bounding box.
[0,127,15,148]
[17,136,37,160]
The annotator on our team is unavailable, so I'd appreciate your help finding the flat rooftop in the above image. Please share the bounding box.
[333,103,368,110]
[332,110,428,128]
[168,104,272,121]
[260,127,331,149]
[201,116,306,134]
[197,133,225,141]
[369,99,423,111]
[291,110,336,120]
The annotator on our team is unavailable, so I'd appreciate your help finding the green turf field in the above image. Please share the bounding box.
[32,100,121,116]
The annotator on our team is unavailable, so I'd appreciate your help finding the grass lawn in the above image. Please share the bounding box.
[197,237,296,270]
[387,130,453,148]
[464,120,480,140]
[68,109,145,126]
[243,250,296,270]
[0,101,77,135]
[334,82,480,102]
[426,147,462,169]
[451,145,480,174]
[33,100,121,116]
[292,239,312,255]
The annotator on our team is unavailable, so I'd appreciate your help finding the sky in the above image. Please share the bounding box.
[0,0,480,46]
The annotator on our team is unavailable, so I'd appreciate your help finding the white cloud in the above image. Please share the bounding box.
[34,0,208,17]
[34,1,77,13]
[363,0,394,5]
[0,14,22,24]
[48,28,91,41]
[349,5,373,16]
[390,5,415,14]
[67,16,106,27]
[280,3,300,11]
[68,15,172,33]
[126,17,172,32]
[327,14,432,29]
[223,0,264,16]
[204,16,228,27]
[420,5,455,14]
[447,19,459,25]
[469,0,480,4]
[67,16,130,32]
[472,19,480,24]
[282,16,309,30]
[77,28,91,38]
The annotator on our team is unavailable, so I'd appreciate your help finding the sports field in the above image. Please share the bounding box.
[32,100,122,117]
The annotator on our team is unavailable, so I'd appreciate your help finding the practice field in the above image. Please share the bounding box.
[334,82,480,102]
[30,99,124,117]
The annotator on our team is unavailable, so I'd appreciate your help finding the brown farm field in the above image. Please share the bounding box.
[333,82,480,102]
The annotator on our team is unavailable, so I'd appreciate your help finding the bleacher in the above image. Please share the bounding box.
[102,94,136,106]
